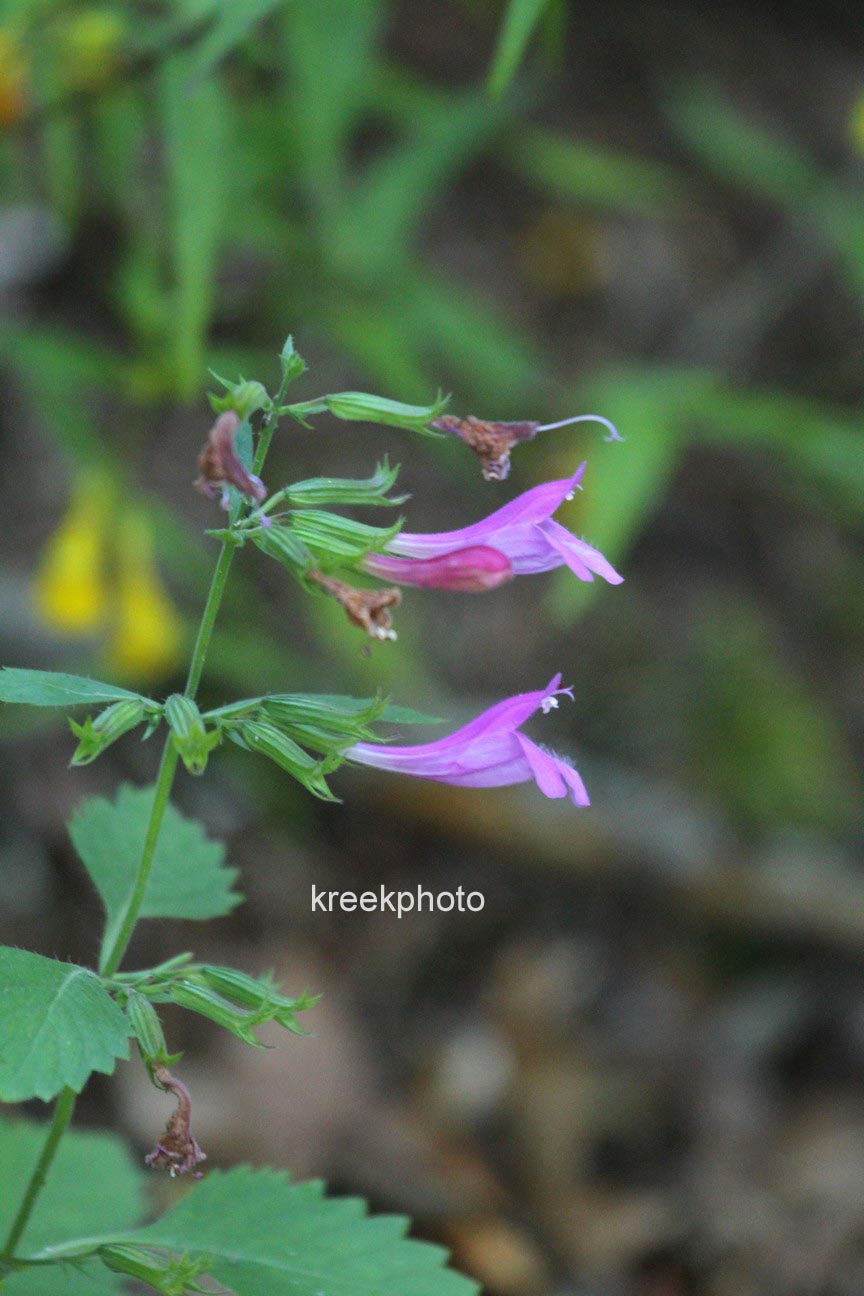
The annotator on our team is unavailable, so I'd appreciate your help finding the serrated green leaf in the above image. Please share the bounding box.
[0,1118,143,1295]
[0,950,129,1102]
[29,1168,478,1296]
[68,785,241,971]
[0,670,151,709]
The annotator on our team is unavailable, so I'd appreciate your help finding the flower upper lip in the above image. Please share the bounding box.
[374,465,623,586]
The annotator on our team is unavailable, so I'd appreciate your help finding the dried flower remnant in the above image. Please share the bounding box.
[194,410,267,508]
[310,571,401,640]
[430,415,539,481]
[145,1064,207,1179]
[431,412,622,480]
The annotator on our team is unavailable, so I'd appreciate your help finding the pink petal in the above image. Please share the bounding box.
[388,468,585,558]
[539,520,624,585]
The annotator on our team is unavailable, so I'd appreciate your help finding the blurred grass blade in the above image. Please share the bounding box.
[159,52,230,399]
[183,0,289,86]
[505,125,688,216]
[282,0,383,215]
[487,0,553,98]
[342,87,509,271]
[663,78,821,205]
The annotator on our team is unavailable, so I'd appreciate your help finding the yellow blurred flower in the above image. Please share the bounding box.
[105,509,184,680]
[57,9,124,92]
[34,468,112,634]
[0,27,28,129]
[34,471,184,683]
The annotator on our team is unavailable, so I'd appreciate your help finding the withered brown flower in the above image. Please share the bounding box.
[310,571,401,640]
[194,411,267,508]
[144,1064,207,1179]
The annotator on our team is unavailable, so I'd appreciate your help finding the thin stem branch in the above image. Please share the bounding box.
[1,1088,76,1259]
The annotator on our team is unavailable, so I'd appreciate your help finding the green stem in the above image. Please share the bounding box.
[4,390,290,1261]
[183,535,238,699]
[99,739,180,978]
[1,1088,76,1260]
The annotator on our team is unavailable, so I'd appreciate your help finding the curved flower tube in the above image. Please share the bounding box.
[364,465,622,585]
[362,544,513,591]
[346,674,590,805]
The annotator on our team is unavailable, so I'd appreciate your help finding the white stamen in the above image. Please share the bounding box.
[541,697,559,714]
[536,414,623,442]
[565,491,575,501]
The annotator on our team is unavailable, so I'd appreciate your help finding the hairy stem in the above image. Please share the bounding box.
[4,394,288,1260]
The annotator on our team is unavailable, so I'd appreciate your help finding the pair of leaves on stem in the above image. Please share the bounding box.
[0,1121,477,1296]
[0,785,240,1103]
[0,783,321,1104]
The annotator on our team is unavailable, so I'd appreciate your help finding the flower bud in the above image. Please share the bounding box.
[209,379,268,420]
[363,545,513,592]
[280,334,307,386]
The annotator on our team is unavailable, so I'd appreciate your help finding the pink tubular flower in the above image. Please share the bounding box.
[364,465,623,586]
[362,544,513,591]
[346,674,590,805]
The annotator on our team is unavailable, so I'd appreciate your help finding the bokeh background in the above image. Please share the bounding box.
[2,2,864,1292]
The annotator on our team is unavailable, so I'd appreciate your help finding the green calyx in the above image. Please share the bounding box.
[164,694,221,776]
[323,389,449,434]
[69,699,155,767]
